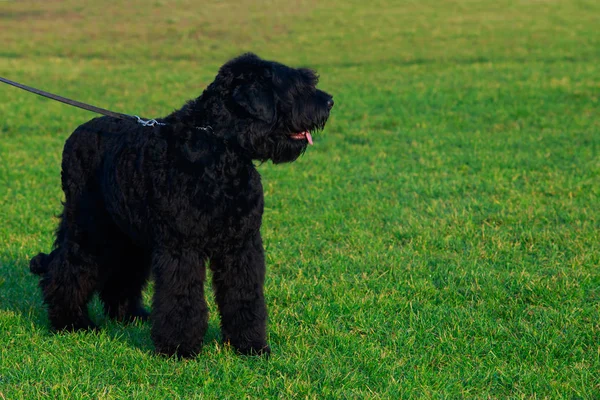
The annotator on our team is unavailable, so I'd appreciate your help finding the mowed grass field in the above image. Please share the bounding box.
[1,0,599,398]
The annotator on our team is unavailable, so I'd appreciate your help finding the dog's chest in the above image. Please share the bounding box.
[153,162,264,244]
[169,169,264,246]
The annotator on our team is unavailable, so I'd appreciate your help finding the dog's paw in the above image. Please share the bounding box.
[155,343,203,359]
[123,307,150,323]
[106,303,150,323]
[132,307,150,321]
[52,316,98,332]
[229,341,271,357]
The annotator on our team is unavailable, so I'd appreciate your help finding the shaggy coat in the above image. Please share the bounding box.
[30,53,333,357]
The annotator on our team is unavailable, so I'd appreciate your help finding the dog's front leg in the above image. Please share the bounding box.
[211,232,270,356]
[150,249,208,358]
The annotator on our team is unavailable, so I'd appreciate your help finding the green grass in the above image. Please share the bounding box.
[1,0,599,398]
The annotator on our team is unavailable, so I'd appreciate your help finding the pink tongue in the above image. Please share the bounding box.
[305,131,313,145]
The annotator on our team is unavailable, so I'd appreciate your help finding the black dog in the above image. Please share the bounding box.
[29,53,333,357]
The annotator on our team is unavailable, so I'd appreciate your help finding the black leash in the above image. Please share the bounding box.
[0,76,164,126]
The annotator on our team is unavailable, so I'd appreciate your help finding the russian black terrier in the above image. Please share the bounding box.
[29,53,333,357]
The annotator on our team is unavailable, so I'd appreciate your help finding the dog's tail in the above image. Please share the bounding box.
[29,252,50,275]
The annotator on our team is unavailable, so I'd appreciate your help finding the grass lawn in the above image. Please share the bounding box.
[1,0,599,398]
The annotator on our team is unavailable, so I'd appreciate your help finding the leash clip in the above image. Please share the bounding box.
[134,115,165,127]
[195,125,213,132]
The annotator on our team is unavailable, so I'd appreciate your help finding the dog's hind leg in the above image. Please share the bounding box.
[39,190,114,331]
[38,241,99,331]
[210,233,270,356]
[99,238,151,323]
[150,249,208,358]
[39,201,107,331]
[36,130,106,331]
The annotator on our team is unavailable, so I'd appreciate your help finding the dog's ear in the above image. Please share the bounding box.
[232,83,276,124]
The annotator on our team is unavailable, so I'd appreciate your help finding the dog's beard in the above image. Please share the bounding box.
[272,117,329,164]
[241,112,329,164]
[270,105,330,164]
[271,137,308,164]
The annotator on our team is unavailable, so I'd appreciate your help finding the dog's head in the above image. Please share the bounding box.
[206,53,334,163]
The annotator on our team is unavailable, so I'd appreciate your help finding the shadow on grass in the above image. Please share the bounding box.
[0,257,46,328]
[98,313,223,357]
[0,255,222,356]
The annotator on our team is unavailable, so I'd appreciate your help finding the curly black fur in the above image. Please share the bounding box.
[29,53,333,358]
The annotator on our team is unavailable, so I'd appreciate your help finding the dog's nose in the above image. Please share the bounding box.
[327,98,334,110]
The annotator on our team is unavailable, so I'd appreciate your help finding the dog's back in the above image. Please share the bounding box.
[61,116,140,178]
